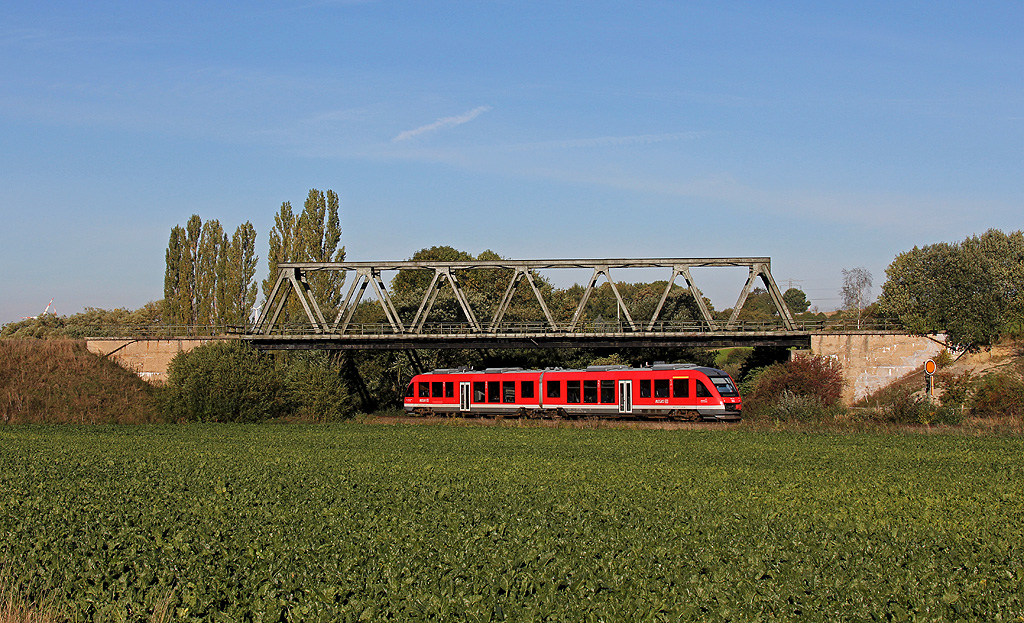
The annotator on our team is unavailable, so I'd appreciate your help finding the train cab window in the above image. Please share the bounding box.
[639,379,651,398]
[546,380,561,398]
[445,382,454,398]
[673,378,689,398]
[709,376,739,397]
[583,380,598,403]
[654,379,670,398]
[405,383,415,398]
[566,380,581,403]
[432,382,444,398]
[503,381,516,403]
[600,380,615,403]
[488,381,501,403]
[473,382,486,402]
[521,381,535,399]
[696,380,713,398]
[419,382,430,398]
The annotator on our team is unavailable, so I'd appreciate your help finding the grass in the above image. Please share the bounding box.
[0,340,158,424]
[2,424,1023,621]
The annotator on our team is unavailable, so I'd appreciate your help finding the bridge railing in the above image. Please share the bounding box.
[243,318,907,337]
[70,318,907,339]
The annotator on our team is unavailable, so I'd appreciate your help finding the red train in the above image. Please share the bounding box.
[403,364,742,421]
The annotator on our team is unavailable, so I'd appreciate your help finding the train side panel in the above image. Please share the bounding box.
[404,366,741,420]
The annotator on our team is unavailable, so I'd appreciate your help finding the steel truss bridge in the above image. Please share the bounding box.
[246,257,818,350]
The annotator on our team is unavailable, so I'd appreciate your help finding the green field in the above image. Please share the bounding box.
[1,425,1023,622]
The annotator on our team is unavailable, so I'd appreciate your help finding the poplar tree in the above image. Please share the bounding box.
[163,225,188,326]
[196,219,225,326]
[164,215,259,330]
[263,189,345,321]
[226,221,259,326]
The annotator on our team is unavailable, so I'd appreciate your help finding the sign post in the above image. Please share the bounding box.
[924,359,936,402]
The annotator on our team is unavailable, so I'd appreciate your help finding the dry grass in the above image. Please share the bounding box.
[0,339,160,424]
[0,567,60,623]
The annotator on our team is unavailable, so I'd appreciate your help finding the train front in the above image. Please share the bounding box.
[707,370,742,421]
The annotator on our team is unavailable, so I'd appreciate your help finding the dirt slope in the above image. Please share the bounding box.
[0,339,159,424]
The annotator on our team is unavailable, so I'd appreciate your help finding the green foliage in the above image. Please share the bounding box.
[969,372,1024,418]
[164,215,259,328]
[879,229,1024,351]
[161,341,288,422]
[3,426,1024,621]
[763,390,836,422]
[284,351,354,422]
[263,190,346,322]
[0,304,164,339]
[744,355,844,418]
[782,287,811,314]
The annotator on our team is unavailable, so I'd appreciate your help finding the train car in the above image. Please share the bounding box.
[403,364,741,421]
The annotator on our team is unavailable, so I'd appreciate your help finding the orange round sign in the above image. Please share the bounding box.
[925,359,936,375]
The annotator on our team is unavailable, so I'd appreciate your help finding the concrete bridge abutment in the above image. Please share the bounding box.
[86,338,231,384]
[809,333,948,405]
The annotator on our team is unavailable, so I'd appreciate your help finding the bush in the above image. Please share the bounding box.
[764,391,836,423]
[969,372,1024,418]
[162,341,288,422]
[284,352,354,422]
[744,355,844,418]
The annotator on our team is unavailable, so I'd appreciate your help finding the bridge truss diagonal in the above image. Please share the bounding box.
[249,257,800,349]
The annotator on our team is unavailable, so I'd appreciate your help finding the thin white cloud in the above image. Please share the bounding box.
[392,106,492,143]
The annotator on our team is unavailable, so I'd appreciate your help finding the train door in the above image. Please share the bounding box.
[460,382,471,412]
[618,380,632,414]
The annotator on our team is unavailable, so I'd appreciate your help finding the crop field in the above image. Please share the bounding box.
[1,425,1023,622]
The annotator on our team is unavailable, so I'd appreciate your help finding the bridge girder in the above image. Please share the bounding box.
[249,257,797,349]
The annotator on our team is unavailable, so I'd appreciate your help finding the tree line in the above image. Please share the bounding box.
[161,189,344,328]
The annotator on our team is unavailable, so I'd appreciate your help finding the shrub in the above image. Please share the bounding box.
[764,391,835,423]
[969,372,1024,418]
[161,341,288,422]
[744,355,844,418]
[284,352,354,422]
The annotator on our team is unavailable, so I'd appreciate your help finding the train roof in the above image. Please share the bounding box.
[419,364,730,376]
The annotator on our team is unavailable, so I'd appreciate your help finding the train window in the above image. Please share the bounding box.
[419,382,430,398]
[583,380,598,403]
[405,383,415,398]
[673,378,689,398]
[521,381,535,399]
[473,382,486,402]
[432,382,444,397]
[547,380,561,398]
[639,379,651,398]
[709,376,739,397]
[600,380,615,403]
[566,380,581,403]
[696,380,713,398]
[503,381,516,403]
[488,381,501,403]
[445,382,454,398]
[654,379,670,398]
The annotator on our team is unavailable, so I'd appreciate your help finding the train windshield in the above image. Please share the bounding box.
[709,375,739,397]
[405,383,415,398]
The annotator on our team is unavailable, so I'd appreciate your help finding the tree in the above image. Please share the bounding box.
[162,341,288,422]
[163,225,188,326]
[225,221,259,326]
[196,219,225,326]
[163,215,260,330]
[783,288,811,314]
[840,267,873,328]
[263,201,296,305]
[878,233,1013,351]
[262,189,346,321]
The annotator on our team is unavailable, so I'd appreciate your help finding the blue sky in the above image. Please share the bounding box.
[2,1,1022,323]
